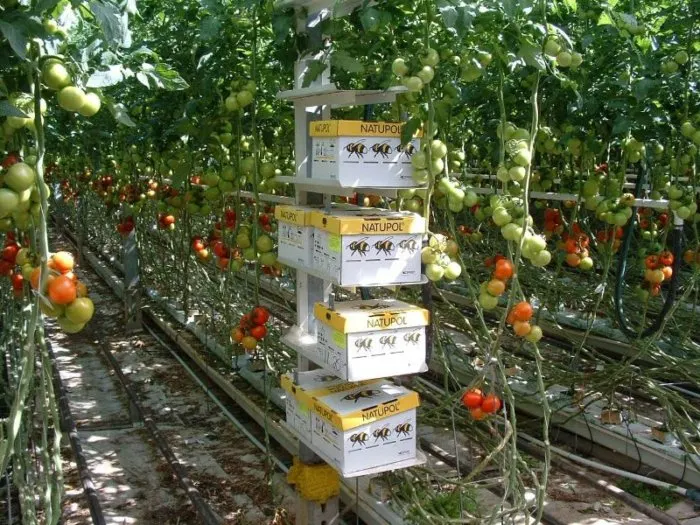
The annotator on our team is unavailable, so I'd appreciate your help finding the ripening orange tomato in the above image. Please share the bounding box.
[52,251,75,274]
[661,266,673,280]
[481,394,502,414]
[511,301,534,322]
[486,278,506,296]
[241,336,258,352]
[513,320,532,337]
[461,389,483,409]
[470,407,487,420]
[48,275,77,305]
[493,259,514,281]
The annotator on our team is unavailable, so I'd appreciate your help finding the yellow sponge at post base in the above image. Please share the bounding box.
[287,457,341,503]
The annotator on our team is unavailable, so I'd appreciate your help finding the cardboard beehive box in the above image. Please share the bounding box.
[280,369,371,443]
[275,205,315,267]
[314,298,429,381]
[309,120,421,187]
[311,210,425,286]
[283,375,419,476]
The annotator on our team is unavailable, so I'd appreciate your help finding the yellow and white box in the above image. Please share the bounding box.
[275,205,315,267]
[311,210,425,286]
[314,299,429,381]
[282,375,419,476]
[310,120,421,187]
[281,369,371,443]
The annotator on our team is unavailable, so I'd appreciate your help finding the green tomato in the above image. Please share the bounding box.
[544,39,561,57]
[392,58,409,77]
[444,261,462,280]
[556,51,572,67]
[479,292,499,310]
[509,166,526,182]
[412,169,429,185]
[0,188,20,218]
[403,76,424,92]
[674,50,689,65]
[417,66,434,84]
[579,256,594,270]
[57,86,86,112]
[420,48,440,67]
[492,207,512,226]
[77,92,101,117]
[463,191,478,207]
[4,163,35,193]
[430,140,447,159]
[421,247,439,264]
[496,166,509,182]
[531,249,552,267]
[425,263,444,282]
[236,232,251,249]
[681,121,695,138]
[42,61,71,90]
[429,158,445,176]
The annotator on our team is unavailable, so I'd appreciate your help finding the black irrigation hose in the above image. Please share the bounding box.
[45,338,106,525]
[614,163,684,339]
[96,341,223,525]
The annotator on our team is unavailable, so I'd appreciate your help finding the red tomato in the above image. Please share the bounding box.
[251,306,270,325]
[1,244,19,263]
[239,313,252,329]
[0,260,13,276]
[250,325,267,340]
[461,389,483,409]
[645,255,659,269]
[659,251,674,266]
[481,394,502,414]
[11,273,24,290]
[1,152,20,169]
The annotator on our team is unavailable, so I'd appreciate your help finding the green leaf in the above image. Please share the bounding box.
[272,10,295,43]
[107,100,136,127]
[86,65,130,88]
[612,116,631,135]
[33,0,62,14]
[0,100,29,118]
[199,15,221,40]
[436,0,476,37]
[359,7,390,32]
[598,12,614,26]
[89,0,130,47]
[301,60,327,88]
[562,0,577,11]
[0,20,29,60]
[331,50,364,74]
[518,39,546,71]
[401,117,422,146]
[150,63,189,91]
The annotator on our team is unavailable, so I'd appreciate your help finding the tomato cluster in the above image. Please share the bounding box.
[506,301,542,343]
[157,213,176,230]
[595,226,623,253]
[116,216,135,237]
[642,251,674,296]
[231,306,270,352]
[461,388,502,420]
[542,208,563,237]
[478,256,513,310]
[684,248,700,267]
[559,223,593,270]
[17,250,96,334]
[0,234,25,297]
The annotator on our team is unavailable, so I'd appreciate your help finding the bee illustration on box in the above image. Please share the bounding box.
[379,335,396,349]
[395,421,413,438]
[355,338,373,352]
[349,238,370,257]
[398,238,418,254]
[374,238,395,256]
[403,331,421,345]
[373,426,391,442]
[371,141,393,159]
[354,303,391,311]
[343,389,381,403]
[397,143,416,159]
[349,432,369,447]
[346,140,367,159]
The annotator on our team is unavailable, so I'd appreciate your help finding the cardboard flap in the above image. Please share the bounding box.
[275,205,312,227]
[315,299,429,333]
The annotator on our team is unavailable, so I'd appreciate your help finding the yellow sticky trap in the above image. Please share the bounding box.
[287,457,340,503]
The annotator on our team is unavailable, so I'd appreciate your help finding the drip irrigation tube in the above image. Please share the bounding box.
[96,341,223,525]
[45,339,106,525]
[141,321,289,473]
[614,163,684,338]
